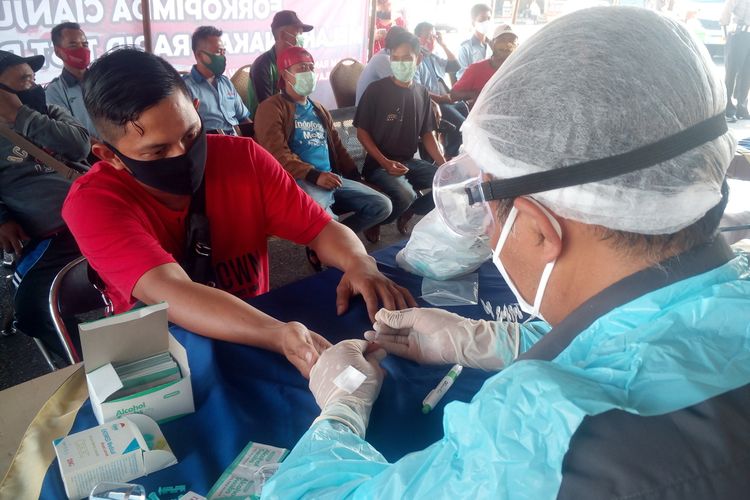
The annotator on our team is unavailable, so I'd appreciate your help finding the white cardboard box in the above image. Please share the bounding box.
[53,413,177,499]
[80,302,195,425]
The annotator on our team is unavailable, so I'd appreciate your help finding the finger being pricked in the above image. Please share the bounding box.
[311,331,333,354]
[364,329,411,358]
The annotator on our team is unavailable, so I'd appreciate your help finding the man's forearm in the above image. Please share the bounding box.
[450,88,479,102]
[357,128,389,167]
[308,221,373,272]
[134,264,287,353]
[441,44,458,62]
[17,106,90,160]
[423,132,446,165]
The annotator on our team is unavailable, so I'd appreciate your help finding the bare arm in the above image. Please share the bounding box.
[356,127,390,168]
[133,263,331,377]
[308,221,417,320]
[422,131,446,165]
[450,88,480,102]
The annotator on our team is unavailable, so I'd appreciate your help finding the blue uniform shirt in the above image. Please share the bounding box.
[356,50,392,106]
[457,36,488,79]
[415,51,459,95]
[289,100,331,172]
[45,69,98,138]
[183,65,250,132]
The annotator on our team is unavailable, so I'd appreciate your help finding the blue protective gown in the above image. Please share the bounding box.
[262,251,750,500]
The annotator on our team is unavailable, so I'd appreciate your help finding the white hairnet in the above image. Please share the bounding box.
[461,6,735,234]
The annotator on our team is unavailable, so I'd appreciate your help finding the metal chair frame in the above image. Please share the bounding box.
[48,256,112,366]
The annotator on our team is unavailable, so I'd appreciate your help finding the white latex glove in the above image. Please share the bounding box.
[364,308,519,370]
[309,339,386,437]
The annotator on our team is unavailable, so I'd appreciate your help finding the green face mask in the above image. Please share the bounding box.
[390,60,417,83]
[296,34,306,47]
[201,50,226,76]
[289,70,316,97]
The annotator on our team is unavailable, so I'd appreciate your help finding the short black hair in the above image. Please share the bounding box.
[414,22,434,38]
[83,48,191,140]
[191,26,223,53]
[51,22,81,47]
[390,32,421,56]
[471,3,492,19]
[384,26,407,50]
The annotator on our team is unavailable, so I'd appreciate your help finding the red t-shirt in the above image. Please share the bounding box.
[63,135,331,314]
[452,59,498,94]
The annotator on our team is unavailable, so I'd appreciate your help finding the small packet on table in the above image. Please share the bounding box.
[206,442,288,500]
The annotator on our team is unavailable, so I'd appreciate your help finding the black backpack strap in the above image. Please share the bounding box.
[182,177,216,287]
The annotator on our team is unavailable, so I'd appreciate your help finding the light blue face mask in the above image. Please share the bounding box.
[390,60,417,83]
[289,70,316,97]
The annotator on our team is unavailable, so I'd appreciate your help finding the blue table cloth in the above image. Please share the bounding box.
[40,243,513,498]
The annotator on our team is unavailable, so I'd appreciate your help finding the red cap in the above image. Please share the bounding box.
[277,46,314,73]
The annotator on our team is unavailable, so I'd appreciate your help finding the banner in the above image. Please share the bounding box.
[0,0,371,109]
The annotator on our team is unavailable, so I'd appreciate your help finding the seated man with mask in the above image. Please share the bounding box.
[263,8,750,498]
[255,47,391,237]
[45,22,98,139]
[0,50,89,358]
[249,10,313,117]
[62,49,416,378]
[355,32,445,240]
[451,24,517,104]
[183,26,251,135]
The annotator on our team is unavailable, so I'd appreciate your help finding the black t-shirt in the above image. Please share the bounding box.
[353,77,435,174]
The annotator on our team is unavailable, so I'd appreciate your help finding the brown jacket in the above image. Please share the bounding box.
[254,93,360,184]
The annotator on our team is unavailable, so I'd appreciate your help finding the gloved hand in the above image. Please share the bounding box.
[309,339,386,437]
[364,308,519,370]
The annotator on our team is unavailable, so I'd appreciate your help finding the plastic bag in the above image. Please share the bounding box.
[396,210,491,280]
[421,273,479,306]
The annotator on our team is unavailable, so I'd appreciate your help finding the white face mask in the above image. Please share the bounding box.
[492,199,562,322]
[476,20,492,37]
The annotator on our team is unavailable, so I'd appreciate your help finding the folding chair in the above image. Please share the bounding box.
[330,59,364,108]
[49,256,112,365]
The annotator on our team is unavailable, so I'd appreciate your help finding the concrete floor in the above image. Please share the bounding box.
[0,219,416,391]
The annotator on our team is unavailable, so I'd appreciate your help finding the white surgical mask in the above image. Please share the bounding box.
[390,60,417,83]
[476,20,493,37]
[492,198,562,322]
[289,70,316,96]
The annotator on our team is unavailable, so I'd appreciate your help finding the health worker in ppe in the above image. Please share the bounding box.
[262,7,750,500]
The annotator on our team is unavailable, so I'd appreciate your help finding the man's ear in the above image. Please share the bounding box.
[193,98,200,110]
[53,46,64,61]
[195,50,210,66]
[514,197,563,264]
[91,142,126,171]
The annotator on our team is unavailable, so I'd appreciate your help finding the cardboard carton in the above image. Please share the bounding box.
[54,413,177,499]
[80,302,194,424]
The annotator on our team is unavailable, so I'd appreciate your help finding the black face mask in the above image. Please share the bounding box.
[0,83,47,114]
[106,128,208,196]
[376,11,391,19]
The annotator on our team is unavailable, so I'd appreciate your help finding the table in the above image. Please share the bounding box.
[35,243,512,498]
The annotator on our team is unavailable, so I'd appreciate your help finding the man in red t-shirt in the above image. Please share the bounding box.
[451,24,518,104]
[62,49,416,377]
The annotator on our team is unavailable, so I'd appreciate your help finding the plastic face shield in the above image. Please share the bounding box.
[433,154,497,237]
